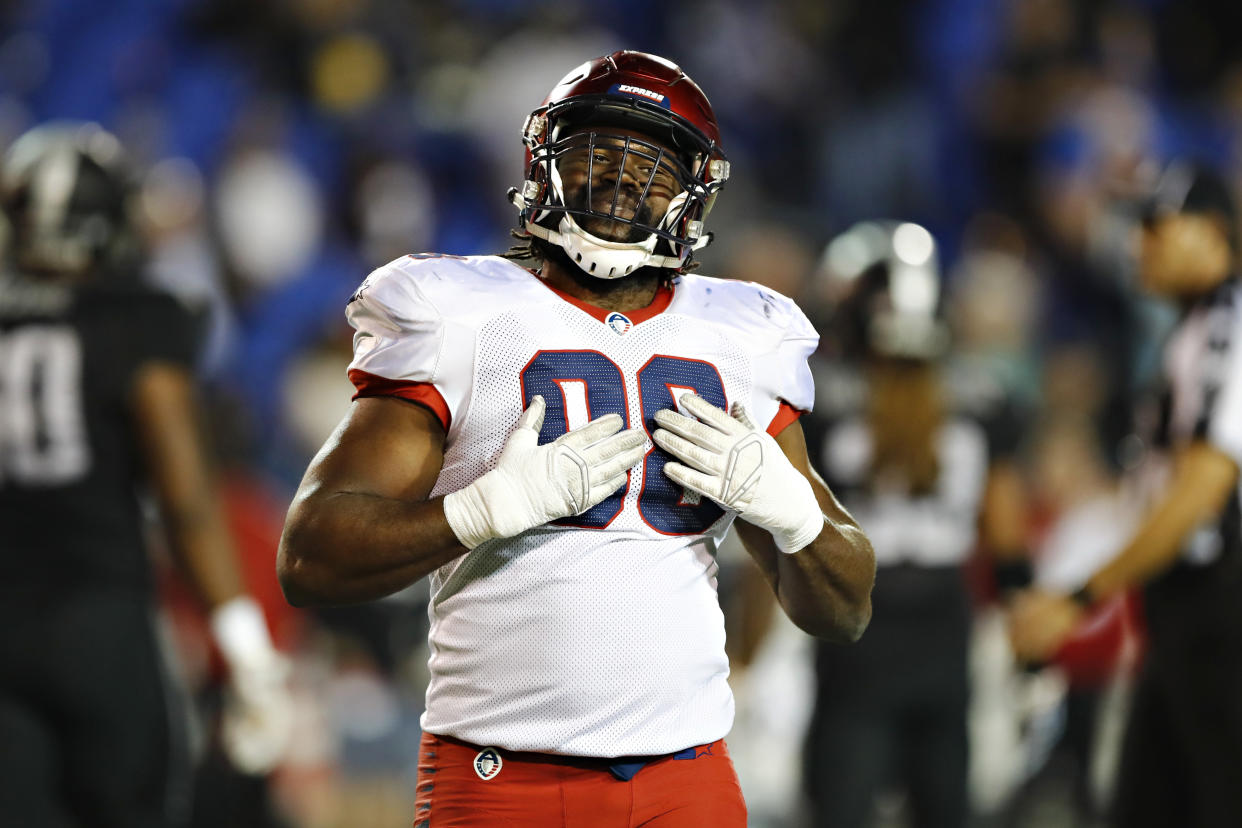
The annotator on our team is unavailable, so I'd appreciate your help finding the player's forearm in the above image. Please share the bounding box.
[163,498,246,609]
[132,361,246,609]
[777,519,874,642]
[779,460,876,642]
[277,489,465,607]
[735,517,875,642]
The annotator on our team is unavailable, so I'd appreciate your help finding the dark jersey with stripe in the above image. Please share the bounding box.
[1152,280,1242,570]
[1137,279,1242,644]
[0,272,197,594]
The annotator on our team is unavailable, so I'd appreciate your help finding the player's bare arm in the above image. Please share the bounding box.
[278,396,460,607]
[132,361,244,607]
[133,358,294,771]
[739,420,874,642]
[279,394,646,606]
[653,395,875,642]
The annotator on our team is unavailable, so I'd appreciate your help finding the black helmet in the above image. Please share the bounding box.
[1,121,138,278]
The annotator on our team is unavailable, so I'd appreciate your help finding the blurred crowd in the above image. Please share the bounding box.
[4,0,1242,825]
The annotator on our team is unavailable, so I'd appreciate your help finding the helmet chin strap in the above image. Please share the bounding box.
[531,214,672,279]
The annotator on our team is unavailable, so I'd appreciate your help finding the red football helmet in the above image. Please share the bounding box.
[511,51,730,278]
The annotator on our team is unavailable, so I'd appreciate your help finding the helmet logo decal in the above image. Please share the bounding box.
[473,747,503,780]
[605,312,633,335]
[610,83,671,109]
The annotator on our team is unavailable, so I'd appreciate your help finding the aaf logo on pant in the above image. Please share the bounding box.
[474,747,503,780]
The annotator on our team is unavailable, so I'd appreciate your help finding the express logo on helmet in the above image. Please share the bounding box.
[610,83,671,108]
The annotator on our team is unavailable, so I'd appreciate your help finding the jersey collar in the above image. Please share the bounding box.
[536,276,675,325]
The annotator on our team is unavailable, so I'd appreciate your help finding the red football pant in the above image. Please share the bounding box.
[412,732,747,827]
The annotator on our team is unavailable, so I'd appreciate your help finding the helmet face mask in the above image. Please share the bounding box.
[552,129,695,235]
[512,53,729,279]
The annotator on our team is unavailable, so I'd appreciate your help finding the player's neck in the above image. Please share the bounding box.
[540,259,663,313]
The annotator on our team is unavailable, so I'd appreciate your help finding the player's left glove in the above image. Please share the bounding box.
[210,597,295,775]
[652,394,824,554]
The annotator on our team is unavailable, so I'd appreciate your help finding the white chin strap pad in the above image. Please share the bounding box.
[525,211,686,278]
[556,214,656,279]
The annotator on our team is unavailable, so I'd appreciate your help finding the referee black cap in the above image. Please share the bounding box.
[1140,160,1237,225]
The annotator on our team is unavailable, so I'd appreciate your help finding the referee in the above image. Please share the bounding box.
[1009,162,1242,828]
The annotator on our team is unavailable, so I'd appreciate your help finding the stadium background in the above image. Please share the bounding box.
[3,0,1240,825]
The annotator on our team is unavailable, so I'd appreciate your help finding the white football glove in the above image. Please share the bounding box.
[444,395,647,549]
[652,394,824,553]
[210,597,295,775]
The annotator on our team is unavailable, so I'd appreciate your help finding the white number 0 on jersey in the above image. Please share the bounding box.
[0,326,91,486]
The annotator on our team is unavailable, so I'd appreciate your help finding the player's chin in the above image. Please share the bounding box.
[582,214,650,243]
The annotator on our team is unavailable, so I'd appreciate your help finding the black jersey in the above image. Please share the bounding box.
[0,272,198,593]
[807,359,1022,568]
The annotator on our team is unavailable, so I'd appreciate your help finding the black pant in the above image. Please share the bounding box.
[806,564,971,828]
[1112,562,1242,828]
[0,588,187,828]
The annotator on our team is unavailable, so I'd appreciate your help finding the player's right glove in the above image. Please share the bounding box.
[210,596,295,775]
[443,395,646,549]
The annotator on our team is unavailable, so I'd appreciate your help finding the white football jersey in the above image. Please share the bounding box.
[346,254,818,757]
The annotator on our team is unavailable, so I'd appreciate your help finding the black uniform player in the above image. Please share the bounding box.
[803,222,1027,828]
[1010,163,1242,828]
[0,123,289,827]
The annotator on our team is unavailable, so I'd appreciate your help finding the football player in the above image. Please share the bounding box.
[278,51,876,827]
[803,221,1028,828]
[0,123,290,827]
